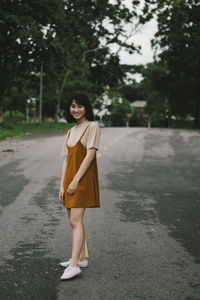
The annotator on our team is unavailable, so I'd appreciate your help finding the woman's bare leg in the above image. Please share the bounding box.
[67,208,71,219]
[79,226,86,261]
[69,208,85,267]
[67,208,86,261]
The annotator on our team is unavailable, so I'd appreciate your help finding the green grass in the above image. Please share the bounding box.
[0,121,72,140]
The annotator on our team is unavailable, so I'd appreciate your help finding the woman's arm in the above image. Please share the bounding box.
[60,157,67,187]
[67,148,96,194]
[59,157,67,202]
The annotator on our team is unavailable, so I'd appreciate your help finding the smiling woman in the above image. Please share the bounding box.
[65,94,94,123]
[59,93,101,280]
[70,100,86,120]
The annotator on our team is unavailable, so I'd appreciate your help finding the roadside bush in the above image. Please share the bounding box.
[3,111,25,123]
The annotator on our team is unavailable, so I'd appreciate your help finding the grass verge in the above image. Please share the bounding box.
[0,122,72,140]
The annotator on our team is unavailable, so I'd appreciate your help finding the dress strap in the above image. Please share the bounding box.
[66,128,71,145]
[78,122,91,141]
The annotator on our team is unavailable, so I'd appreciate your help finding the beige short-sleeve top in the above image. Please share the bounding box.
[61,121,100,156]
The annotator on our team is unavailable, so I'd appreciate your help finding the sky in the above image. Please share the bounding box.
[107,0,158,81]
[119,18,157,65]
[120,17,157,82]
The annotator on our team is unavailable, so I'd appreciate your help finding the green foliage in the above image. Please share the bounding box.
[3,110,25,123]
[145,0,200,128]
[103,92,131,127]
[118,81,146,103]
[0,121,71,140]
[139,62,168,126]
[144,91,165,124]
[128,107,148,127]
[0,0,147,122]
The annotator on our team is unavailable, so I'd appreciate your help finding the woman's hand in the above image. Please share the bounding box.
[59,186,64,204]
[67,179,79,195]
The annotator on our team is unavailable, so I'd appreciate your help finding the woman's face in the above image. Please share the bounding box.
[70,99,86,121]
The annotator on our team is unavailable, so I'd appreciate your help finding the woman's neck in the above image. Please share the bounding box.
[76,117,88,126]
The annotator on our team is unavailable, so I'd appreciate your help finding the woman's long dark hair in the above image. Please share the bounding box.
[65,93,94,123]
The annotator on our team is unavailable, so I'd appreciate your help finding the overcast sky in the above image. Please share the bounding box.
[108,0,157,65]
[119,18,157,65]
[106,0,157,81]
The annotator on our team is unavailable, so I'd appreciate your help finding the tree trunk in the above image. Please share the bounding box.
[168,109,172,127]
[55,69,70,121]
[166,99,172,127]
[0,102,3,124]
[0,76,4,123]
[194,103,200,128]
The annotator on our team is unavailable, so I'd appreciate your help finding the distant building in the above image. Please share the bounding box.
[130,100,146,109]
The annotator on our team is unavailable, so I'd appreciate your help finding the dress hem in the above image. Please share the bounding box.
[65,205,100,208]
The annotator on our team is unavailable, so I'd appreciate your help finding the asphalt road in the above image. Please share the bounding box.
[0,127,200,300]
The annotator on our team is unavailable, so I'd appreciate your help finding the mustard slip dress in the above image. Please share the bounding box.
[63,123,100,208]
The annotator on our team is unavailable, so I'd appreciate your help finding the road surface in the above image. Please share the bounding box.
[0,127,200,300]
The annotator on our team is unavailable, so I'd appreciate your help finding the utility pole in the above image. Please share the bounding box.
[39,63,43,123]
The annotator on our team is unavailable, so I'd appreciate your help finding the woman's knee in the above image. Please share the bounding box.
[70,216,83,228]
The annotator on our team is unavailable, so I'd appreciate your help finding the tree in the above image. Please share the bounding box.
[146,0,200,127]
[0,0,66,122]
[140,62,170,126]
[0,0,152,122]
[118,81,146,103]
[102,91,131,126]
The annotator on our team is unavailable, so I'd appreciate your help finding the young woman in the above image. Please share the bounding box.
[59,93,101,280]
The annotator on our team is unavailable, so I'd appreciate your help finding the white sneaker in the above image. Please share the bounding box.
[60,258,88,268]
[60,265,81,280]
